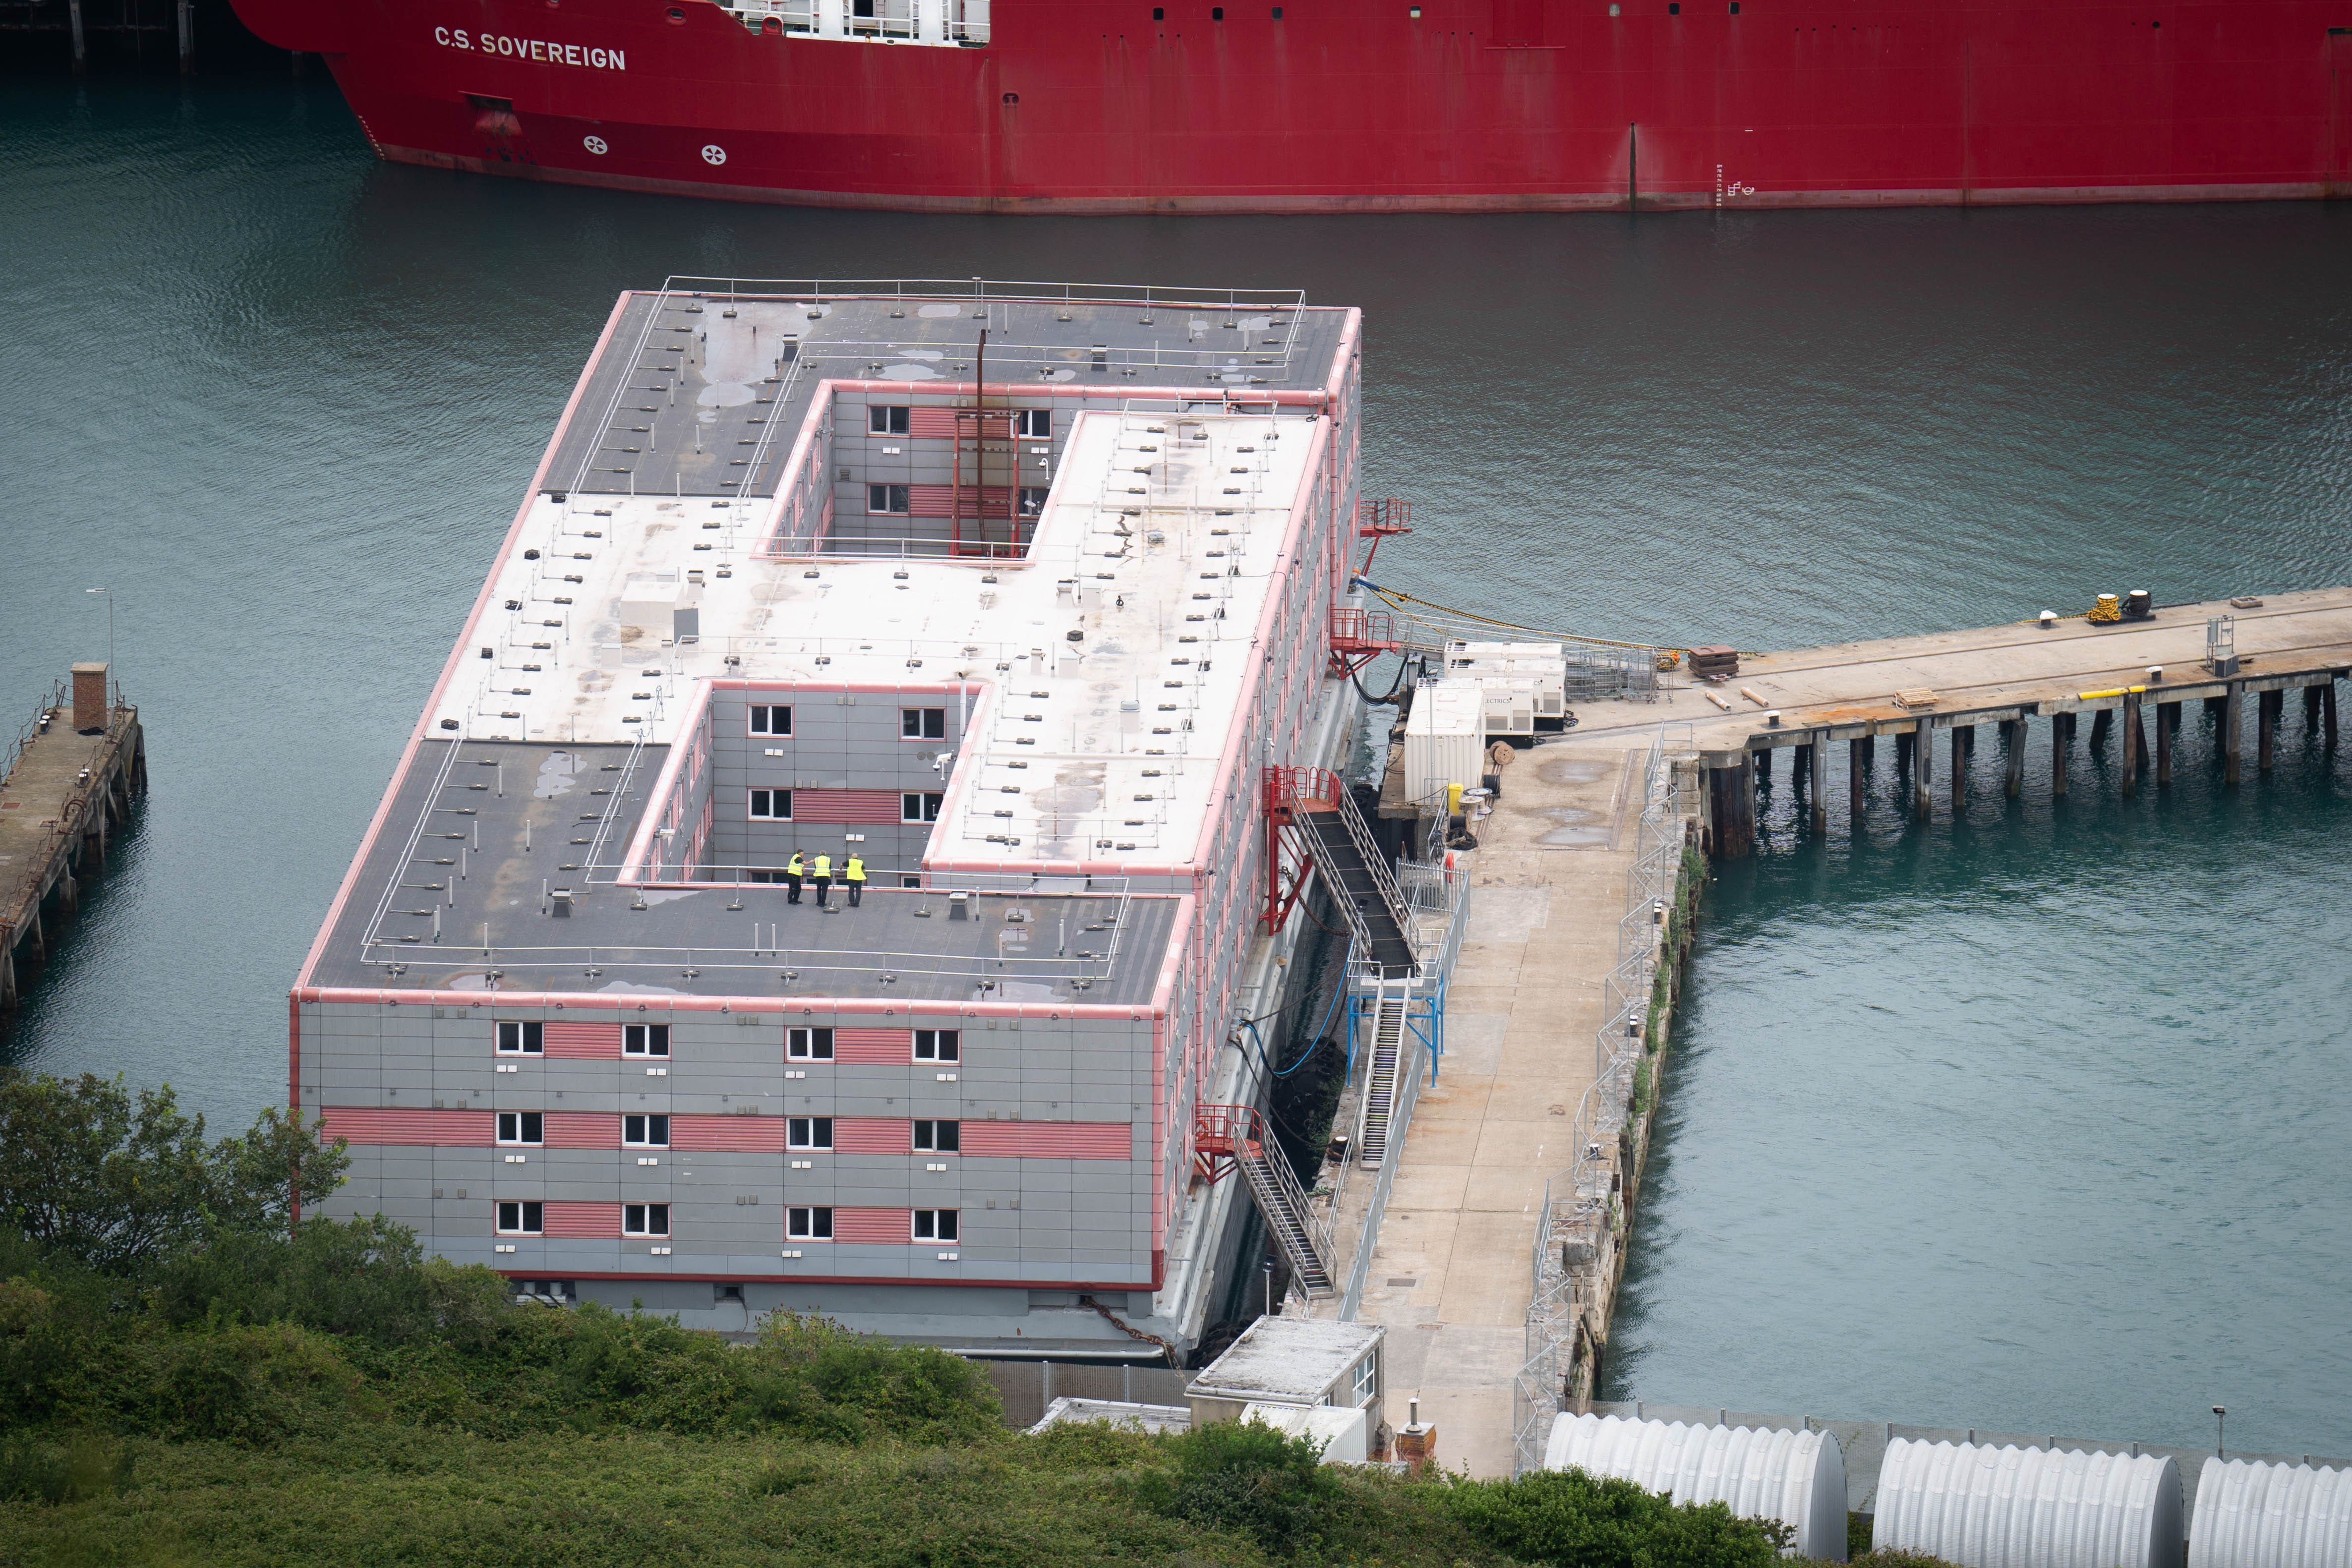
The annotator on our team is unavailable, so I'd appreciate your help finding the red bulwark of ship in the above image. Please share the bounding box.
[233,0,2352,213]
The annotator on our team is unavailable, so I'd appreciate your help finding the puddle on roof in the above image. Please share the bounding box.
[1537,757,1615,786]
[534,752,583,799]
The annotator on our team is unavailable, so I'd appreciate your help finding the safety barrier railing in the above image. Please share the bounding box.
[1,680,68,786]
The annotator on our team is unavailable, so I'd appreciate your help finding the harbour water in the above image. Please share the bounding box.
[5,76,2350,1459]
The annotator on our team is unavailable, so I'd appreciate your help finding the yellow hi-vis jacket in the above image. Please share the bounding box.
[813,855,831,877]
[785,855,804,876]
[845,857,866,883]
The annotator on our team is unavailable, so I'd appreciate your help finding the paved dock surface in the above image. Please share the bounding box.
[1,702,144,1007]
[1349,743,1640,1478]
[1352,584,2351,1477]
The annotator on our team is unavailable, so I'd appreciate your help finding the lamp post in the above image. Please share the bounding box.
[85,588,113,697]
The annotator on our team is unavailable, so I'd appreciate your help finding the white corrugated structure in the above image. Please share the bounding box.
[1543,1412,1850,1560]
[1402,681,1486,804]
[2188,1457,2352,1568]
[1873,1438,2184,1568]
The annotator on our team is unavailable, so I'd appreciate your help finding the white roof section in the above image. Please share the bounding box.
[433,406,1322,870]
[1244,1401,1370,1464]
[1874,1438,2185,1568]
[1543,1412,1849,1561]
[1187,1316,1384,1404]
[2189,1457,2352,1568]
[1026,1397,1192,1437]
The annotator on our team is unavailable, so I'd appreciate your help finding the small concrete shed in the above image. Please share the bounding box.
[2188,1457,2352,1568]
[1544,1411,1850,1560]
[1185,1318,1386,1436]
[1873,1438,2184,1568]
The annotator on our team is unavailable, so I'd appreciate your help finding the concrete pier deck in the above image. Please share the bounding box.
[1356,585,2350,1477]
[0,667,145,1011]
[1343,745,1645,1478]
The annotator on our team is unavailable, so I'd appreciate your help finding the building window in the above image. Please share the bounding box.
[623,1203,671,1236]
[751,788,792,820]
[623,1023,669,1057]
[1015,408,1051,439]
[1351,1350,1380,1404]
[496,1111,543,1145]
[496,1021,543,1054]
[913,1029,959,1062]
[1211,5,1223,17]
[788,1116,834,1150]
[1018,486,1049,519]
[624,1113,670,1147]
[496,1200,543,1234]
[913,1119,960,1153]
[787,1027,834,1060]
[912,1209,959,1242]
[788,1206,833,1239]
[901,791,943,823]
[901,707,946,739]
[869,483,910,515]
[750,704,792,736]
[1152,6,1163,18]
[868,405,909,436]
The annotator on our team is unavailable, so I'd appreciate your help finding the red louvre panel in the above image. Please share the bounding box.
[321,1108,491,1146]
[543,1022,623,1058]
[544,1112,621,1148]
[960,1121,1133,1160]
[831,1207,911,1244]
[671,1114,787,1153]
[832,1117,909,1154]
[908,484,1013,519]
[834,1028,911,1064]
[790,790,903,824]
[907,409,1012,441]
[542,1201,622,1239]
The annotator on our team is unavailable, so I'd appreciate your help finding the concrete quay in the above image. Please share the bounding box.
[0,665,146,1012]
[1577,586,2351,853]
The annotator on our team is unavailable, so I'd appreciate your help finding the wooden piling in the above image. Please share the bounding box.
[1913,717,1932,822]
[2223,682,2243,785]
[1755,748,1773,781]
[1895,729,1914,772]
[2052,712,2070,797]
[1848,737,1865,822]
[177,0,194,73]
[68,0,86,70]
[1707,757,1757,859]
[2326,681,2340,747]
[1807,742,1826,834]
[2258,689,2281,771]
[2306,685,2325,732]
[1952,724,1973,804]
[2003,718,2025,799]
[2089,707,2112,749]
[2121,692,2142,797]
[2157,700,2177,786]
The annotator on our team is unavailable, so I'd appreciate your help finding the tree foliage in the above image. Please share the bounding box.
[0,1073,347,1275]
[1443,1465,1794,1568]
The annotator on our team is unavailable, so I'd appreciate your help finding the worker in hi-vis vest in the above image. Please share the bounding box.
[844,853,866,907]
[784,852,805,905]
[812,853,833,907]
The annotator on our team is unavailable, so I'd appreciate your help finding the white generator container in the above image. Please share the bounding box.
[2187,1456,2352,1568]
[1444,640,1568,723]
[1874,1438,2183,1568]
[1544,1411,1849,1560]
[1243,1401,1370,1464]
[1474,678,1540,736]
[1403,681,1486,806]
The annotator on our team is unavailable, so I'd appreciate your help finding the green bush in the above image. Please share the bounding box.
[0,1431,133,1506]
[1443,1465,1792,1568]
[1137,1418,1346,1557]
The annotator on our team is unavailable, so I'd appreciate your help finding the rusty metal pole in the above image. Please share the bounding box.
[2121,692,2141,797]
[2157,701,2177,787]
[2003,718,2025,799]
[1848,737,1865,824]
[2052,712,2070,798]
[2223,682,2243,785]
[1809,737,1827,834]
[2258,689,2281,771]
[1913,717,1933,821]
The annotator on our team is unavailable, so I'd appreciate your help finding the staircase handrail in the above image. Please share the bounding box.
[1269,766,1418,973]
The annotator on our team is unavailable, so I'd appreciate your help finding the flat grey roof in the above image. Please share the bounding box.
[543,284,1351,500]
[309,740,1176,1006]
[1187,1317,1386,1403]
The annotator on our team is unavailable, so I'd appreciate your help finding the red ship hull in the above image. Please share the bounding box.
[235,0,2352,214]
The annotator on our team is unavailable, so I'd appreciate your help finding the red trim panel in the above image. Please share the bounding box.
[672,1113,788,1152]
[789,789,904,824]
[543,1200,623,1239]
[544,1021,624,1057]
[833,1026,910,1064]
[321,1107,492,1146]
[832,1116,908,1154]
[545,1111,622,1148]
[831,1207,912,1244]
